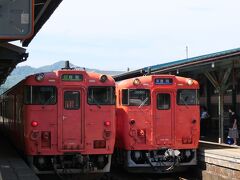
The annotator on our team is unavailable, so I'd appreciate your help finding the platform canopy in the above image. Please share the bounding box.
[0,43,28,85]
[0,0,63,46]
[113,48,240,81]
[0,0,62,86]
[22,0,63,47]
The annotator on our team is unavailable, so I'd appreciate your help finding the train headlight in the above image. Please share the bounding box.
[133,78,141,85]
[31,121,39,127]
[100,75,108,82]
[186,78,193,86]
[35,73,44,82]
[104,121,111,126]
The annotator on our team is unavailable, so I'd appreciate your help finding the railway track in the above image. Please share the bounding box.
[39,167,200,180]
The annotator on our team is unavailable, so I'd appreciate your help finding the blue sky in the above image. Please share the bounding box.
[18,0,240,71]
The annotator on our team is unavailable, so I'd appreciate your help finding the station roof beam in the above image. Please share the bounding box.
[0,43,28,85]
[22,0,63,47]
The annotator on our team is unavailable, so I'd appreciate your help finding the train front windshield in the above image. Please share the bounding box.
[177,89,199,105]
[122,89,150,106]
[88,87,115,105]
[24,86,57,105]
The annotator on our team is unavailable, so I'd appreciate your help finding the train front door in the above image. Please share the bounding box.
[154,91,174,146]
[59,89,84,151]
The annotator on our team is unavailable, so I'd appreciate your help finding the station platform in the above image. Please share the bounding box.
[0,135,39,180]
[198,141,240,180]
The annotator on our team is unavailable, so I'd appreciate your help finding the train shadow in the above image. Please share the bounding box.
[38,168,200,180]
[104,166,200,180]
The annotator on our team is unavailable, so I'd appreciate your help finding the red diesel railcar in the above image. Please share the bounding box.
[115,75,200,173]
[0,64,116,174]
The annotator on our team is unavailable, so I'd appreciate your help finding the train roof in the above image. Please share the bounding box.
[117,74,199,89]
[2,69,115,95]
[24,69,115,83]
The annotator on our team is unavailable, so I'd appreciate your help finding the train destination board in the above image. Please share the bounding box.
[61,74,83,81]
[155,78,173,85]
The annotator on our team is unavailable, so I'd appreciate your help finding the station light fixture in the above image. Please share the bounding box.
[211,62,215,68]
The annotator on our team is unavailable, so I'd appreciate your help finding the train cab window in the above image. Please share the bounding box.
[122,90,128,105]
[122,89,150,106]
[64,91,80,110]
[88,87,115,105]
[24,86,56,105]
[177,89,199,105]
[157,94,170,110]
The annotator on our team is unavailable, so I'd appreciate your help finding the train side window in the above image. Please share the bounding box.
[157,93,170,110]
[64,91,80,110]
[24,86,31,104]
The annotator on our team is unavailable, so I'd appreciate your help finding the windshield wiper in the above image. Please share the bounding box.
[43,95,55,105]
[138,97,149,108]
[180,96,189,108]
[91,98,101,109]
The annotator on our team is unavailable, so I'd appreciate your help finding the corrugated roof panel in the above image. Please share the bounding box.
[145,47,240,72]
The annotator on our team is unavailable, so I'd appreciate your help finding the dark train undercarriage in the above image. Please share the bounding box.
[28,154,112,174]
[114,148,197,173]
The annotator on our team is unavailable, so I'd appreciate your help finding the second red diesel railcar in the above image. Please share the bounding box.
[0,63,116,174]
[115,75,200,173]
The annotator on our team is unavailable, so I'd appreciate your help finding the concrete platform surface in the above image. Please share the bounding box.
[0,134,39,180]
[199,141,240,179]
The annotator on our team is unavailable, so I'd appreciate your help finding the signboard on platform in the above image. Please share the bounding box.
[0,0,34,39]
